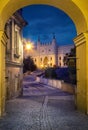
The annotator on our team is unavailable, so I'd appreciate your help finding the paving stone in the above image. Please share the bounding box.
[0,75,88,130]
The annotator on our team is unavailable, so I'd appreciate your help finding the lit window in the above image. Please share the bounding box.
[59,57,61,60]
[50,63,52,66]
[59,63,61,66]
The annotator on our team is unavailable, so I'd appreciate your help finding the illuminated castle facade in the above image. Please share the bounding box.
[24,35,74,68]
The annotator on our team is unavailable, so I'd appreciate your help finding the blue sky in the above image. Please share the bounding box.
[22,5,77,45]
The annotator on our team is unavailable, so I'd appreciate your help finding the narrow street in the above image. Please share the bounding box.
[0,74,88,130]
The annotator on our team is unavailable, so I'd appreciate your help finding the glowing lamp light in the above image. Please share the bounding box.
[24,39,34,50]
[41,64,43,67]
[26,43,32,50]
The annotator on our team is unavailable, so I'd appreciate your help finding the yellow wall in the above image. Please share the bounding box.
[75,34,86,113]
[0,0,88,115]
[0,0,88,33]
[0,32,7,116]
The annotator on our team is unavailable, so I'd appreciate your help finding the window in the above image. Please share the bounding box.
[14,30,19,56]
[49,49,51,52]
[5,22,11,55]
[64,63,66,66]
[50,57,52,60]
[40,58,42,61]
[59,57,61,60]
[50,63,52,66]
[59,62,61,66]
[14,24,20,58]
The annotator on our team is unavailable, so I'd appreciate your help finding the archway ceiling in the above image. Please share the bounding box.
[0,0,88,34]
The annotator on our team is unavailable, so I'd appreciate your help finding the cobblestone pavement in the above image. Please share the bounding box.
[0,75,88,130]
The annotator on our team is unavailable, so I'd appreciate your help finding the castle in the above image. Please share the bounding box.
[23,35,74,68]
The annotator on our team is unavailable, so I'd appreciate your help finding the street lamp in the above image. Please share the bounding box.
[26,43,32,50]
[26,41,32,50]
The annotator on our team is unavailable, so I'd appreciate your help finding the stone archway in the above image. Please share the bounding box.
[0,0,88,116]
[0,0,87,33]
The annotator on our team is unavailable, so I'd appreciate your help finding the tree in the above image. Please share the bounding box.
[23,56,37,73]
[63,47,76,84]
[45,67,57,79]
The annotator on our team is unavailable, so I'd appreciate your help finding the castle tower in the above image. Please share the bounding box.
[38,36,40,44]
[37,36,41,50]
[52,33,56,45]
[52,33,58,66]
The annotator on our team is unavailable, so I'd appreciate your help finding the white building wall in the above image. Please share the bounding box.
[58,44,74,67]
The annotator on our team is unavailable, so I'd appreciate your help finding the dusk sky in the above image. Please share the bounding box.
[22,5,77,45]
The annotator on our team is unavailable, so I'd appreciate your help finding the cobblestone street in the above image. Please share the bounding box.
[0,75,88,130]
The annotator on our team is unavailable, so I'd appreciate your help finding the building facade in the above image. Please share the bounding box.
[5,10,27,99]
[23,35,74,69]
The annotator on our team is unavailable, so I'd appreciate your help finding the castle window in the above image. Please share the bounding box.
[35,59,36,62]
[59,57,61,60]
[42,50,44,52]
[64,63,66,66]
[59,62,61,66]
[40,58,42,61]
[50,57,52,60]
[50,63,52,66]
[49,49,51,52]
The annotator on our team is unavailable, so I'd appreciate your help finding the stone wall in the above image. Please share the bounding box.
[36,77,75,94]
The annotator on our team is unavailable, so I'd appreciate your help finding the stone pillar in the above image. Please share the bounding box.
[17,30,20,55]
[5,23,10,50]
[0,31,7,116]
[11,19,15,61]
[74,32,88,114]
